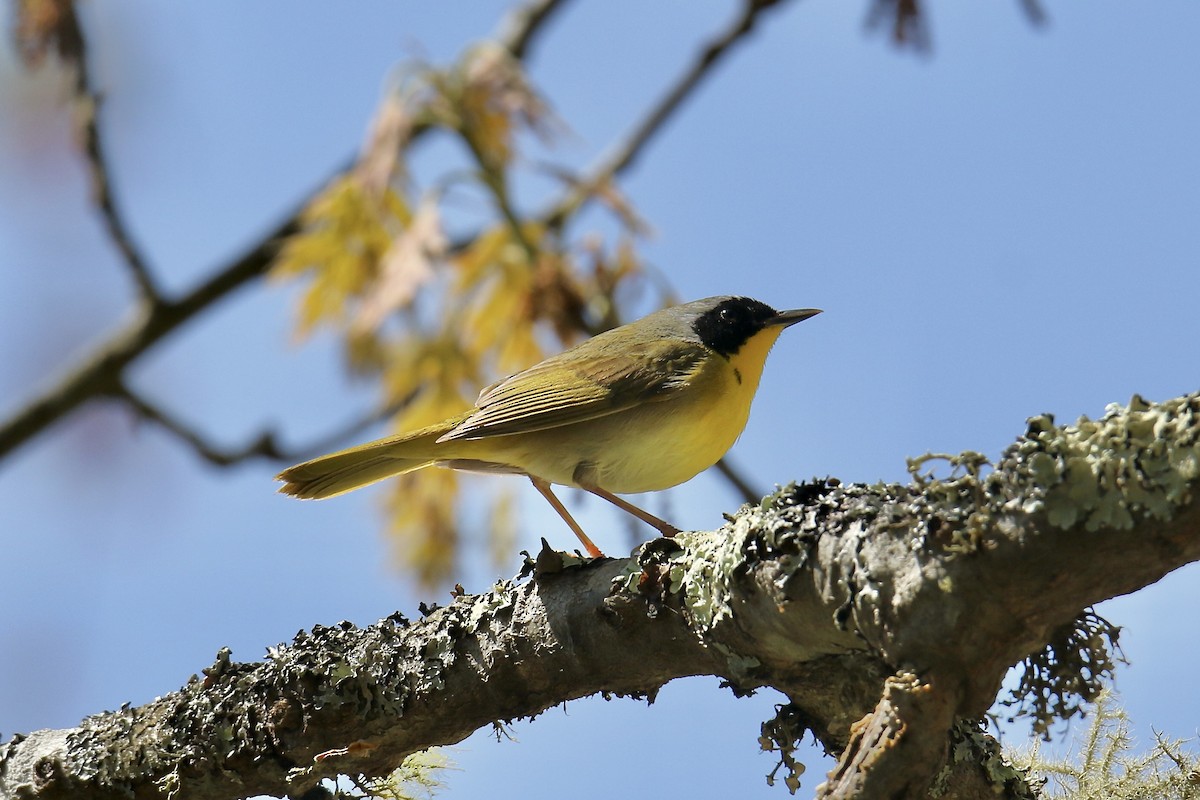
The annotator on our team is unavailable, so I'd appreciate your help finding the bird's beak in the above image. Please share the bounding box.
[770,308,822,328]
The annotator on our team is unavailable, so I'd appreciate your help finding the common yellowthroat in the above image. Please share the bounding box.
[277,296,820,557]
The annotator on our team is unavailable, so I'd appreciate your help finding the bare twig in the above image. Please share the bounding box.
[0,204,304,461]
[1018,0,1048,26]
[496,0,573,59]
[115,384,282,466]
[865,0,930,51]
[113,382,409,467]
[714,457,762,504]
[67,19,161,301]
[588,0,793,183]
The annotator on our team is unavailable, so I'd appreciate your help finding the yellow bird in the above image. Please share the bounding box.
[277,296,820,557]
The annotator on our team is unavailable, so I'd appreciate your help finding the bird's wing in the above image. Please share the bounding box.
[437,341,705,441]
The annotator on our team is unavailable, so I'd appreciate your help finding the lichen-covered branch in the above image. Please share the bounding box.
[4,392,1196,800]
[0,560,721,800]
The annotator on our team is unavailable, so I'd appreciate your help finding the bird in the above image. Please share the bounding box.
[277,296,821,558]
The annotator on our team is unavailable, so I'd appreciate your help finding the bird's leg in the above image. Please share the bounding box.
[580,483,682,538]
[529,476,605,558]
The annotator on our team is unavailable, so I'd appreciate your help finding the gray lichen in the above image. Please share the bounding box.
[1001,393,1200,531]
[616,513,774,681]
[931,721,1038,799]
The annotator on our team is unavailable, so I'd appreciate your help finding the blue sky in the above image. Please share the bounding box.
[1,2,1197,797]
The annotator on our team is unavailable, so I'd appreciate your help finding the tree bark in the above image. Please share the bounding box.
[2,391,1197,800]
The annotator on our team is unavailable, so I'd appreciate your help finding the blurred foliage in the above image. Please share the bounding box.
[12,0,83,68]
[320,747,451,800]
[273,43,659,585]
[1009,691,1200,799]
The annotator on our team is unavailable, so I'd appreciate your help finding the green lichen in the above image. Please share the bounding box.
[465,581,517,629]
[671,516,758,633]
[713,644,762,678]
[906,452,994,551]
[417,629,456,692]
[1009,690,1200,800]
[843,393,1200,554]
[616,510,772,681]
[1002,609,1124,738]
[931,721,1038,799]
[1000,393,1200,532]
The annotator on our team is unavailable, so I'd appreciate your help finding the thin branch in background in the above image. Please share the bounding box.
[113,382,411,468]
[75,87,162,302]
[865,0,930,51]
[60,5,162,301]
[587,0,793,183]
[713,457,763,505]
[12,0,84,72]
[866,0,1044,50]
[496,0,572,59]
[0,0,574,462]
[1018,0,1048,27]
[0,203,305,461]
[114,384,282,466]
[13,0,159,298]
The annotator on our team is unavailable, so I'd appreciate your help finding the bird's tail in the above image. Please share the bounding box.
[276,418,460,500]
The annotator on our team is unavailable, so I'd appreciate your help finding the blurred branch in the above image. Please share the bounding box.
[496,0,572,59]
[865,0,929,51]
[0,0,572,463]
[1018,0,1048,27]
[15,0,160,298]
[115,384,284,466]
[111,382,408,468]
[591,0,791,183]
[0,205,303,461]
[866,0,1046,50]
[714,457,761,504]
[71,47,161,301]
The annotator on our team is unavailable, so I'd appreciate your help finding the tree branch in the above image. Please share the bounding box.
[0,204,303,461]
[0,558,725,800]
[112,381,410,467]
[4,392,1196,800]
[546,0,796,228]
[592,0,792,180]
[495,0,573,59]
[56,1,161,302]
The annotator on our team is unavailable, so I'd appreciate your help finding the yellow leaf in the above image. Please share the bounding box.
[352,194,447,334]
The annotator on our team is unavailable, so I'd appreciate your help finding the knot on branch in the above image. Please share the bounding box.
[819,671,957,799]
